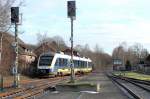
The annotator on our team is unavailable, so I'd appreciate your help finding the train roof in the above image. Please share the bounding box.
[55,53,92,62]
[40,52,92,62]
[40,52,55,56]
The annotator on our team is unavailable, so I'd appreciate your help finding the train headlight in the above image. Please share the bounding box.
[41,70,46,73]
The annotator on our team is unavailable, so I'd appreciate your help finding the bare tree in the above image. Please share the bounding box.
[36,32,48,45]
[36,32,49,53]
[112,42,149,67]
[0,0,24,31]
[0,0,13,32]
[75,44,93,58]
[0,0,22,69]
[36,33,68,54]
[93,44,103,70]
[130,43,149,63]
[79,44,91,57]
[74,44,83,52]
[0,0,14,55]
[52,36,66,51]
[112,42,130,67]
[75,44,112,71]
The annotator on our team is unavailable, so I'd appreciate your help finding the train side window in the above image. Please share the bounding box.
[81,61,83,68]
[79,61,81,68]
[88,62,92,67]
[62,59,64,66]
[61,58,64,67]
[78,61,80,67]
[76,60,79,67]
[85,62,87,67]
[67,59,70,67]
[64,59,67,66]
[75,60,78,67]
[84,61,86,67]
[82,61,84,68]
[80,61,82,67]
[88,62,89,67]
[59,58,62,67]
[73,60,75,66]
[61,58,67,67]
[63,59,66,66]
[83,61,85,67]
[73,60,76,67]
[73,60,75,67]
[82,61,84,67]
[55,58,59,66]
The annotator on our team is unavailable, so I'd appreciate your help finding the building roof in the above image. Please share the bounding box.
[1,32,36,56]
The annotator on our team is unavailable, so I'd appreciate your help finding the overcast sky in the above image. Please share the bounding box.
[17,0,150,55]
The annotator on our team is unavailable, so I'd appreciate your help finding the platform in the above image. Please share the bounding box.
[38,72,130,99]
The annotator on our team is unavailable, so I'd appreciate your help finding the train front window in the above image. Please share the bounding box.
[39,56,53,66]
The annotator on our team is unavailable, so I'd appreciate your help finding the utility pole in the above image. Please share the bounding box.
[11,7,19,88]
[67,1,76,83]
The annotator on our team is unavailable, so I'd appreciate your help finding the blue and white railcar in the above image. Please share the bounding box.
[37,52,92,76]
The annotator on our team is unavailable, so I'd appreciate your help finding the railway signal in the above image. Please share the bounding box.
[67,1,76,19]
[67,1,76,83]
[11,7,19,23]
[11,7,20,88]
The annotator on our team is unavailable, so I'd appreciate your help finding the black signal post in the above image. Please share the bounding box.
[67,1,76,83]
[11,7,19,88]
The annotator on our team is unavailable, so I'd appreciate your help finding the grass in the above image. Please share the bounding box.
[113,71,150,81]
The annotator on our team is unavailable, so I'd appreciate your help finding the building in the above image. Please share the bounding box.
[34,41,57,57]
[136,55,150,74]
[143,55,150,74]
[63,48,80,56]
[0,32,36,75]
[112,59,125,71]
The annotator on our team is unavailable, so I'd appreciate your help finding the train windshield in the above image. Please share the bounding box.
[39,55,53,66]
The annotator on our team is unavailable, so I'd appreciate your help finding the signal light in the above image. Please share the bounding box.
[67,1,76,18]
[11,7,19,23]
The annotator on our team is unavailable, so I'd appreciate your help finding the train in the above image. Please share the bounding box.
[37,52,93,76]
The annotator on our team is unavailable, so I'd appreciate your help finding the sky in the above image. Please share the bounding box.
[16,0,150,55]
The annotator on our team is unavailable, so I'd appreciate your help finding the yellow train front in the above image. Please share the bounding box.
[37,52,93,77]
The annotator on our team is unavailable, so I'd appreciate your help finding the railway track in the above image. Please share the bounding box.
[113,75,150,92]
[107,73,150,99]
[0,76,67,99]
[2,78,47,90]
[14,77,68,99]
[0,75,87,99]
